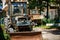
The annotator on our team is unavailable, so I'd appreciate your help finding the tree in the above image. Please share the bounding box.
[28,0,51,15]
[0,0,2,3]
[43,0,51,19]
[28,0,55,23]
[28,0,44,14]
[0,11,6,40]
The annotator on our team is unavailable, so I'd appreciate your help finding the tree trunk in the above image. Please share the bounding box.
[46,1,49,23]
[40,7,41,15]
[27,8,30,15]
[47,1,49,19]
[58,5,60,22]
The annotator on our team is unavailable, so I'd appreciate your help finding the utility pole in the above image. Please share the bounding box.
[8,0,12,25]
[8,0,11,15]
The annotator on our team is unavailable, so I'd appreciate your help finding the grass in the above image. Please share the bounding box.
[34,25,60,29]
[34,25,50,29]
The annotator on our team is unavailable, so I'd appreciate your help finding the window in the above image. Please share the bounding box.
[12,2,27,15]
[13,5,21,14]
[0,3,2,11]
[31,10,36,14]
[0,3,2,7]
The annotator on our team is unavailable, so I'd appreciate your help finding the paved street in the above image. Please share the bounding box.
[42,30,60,40]
[33,28,60,40]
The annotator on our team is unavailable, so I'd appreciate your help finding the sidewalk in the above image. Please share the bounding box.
[42,29,60,40]
[33,28,60,40]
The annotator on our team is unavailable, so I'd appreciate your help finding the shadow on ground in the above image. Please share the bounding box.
[46,29,60,35]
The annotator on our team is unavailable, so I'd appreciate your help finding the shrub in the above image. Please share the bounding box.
[42,18,55,24]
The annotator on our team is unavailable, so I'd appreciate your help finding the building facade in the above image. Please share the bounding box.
[2,0,59,24]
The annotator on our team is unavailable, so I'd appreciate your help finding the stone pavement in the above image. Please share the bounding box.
[33,28,60,40]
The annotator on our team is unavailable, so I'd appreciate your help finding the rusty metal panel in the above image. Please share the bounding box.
[31,14,41,20]
[9,31,42,40]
